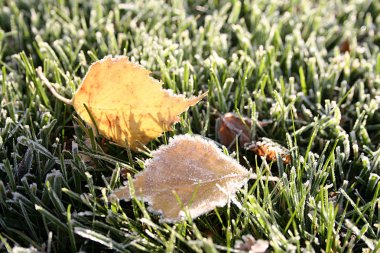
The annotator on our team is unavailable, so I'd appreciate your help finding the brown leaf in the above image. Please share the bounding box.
[246,138,291,165]
[217,113,271,148]
[113,134,249,222]
[217,113,252,147]
[339,39,351,53]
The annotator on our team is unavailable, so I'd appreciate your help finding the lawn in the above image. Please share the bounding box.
[0,0,379,252]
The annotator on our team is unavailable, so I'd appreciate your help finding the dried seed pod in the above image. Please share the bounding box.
[245,138,291,165]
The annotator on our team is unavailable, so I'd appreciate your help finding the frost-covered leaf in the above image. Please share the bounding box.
[234,234,269,253]
[113,134,249,222]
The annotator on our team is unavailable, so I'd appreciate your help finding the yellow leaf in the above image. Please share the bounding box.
[73,56,207,151]
[113,134,249,223]
[38,56,207,151]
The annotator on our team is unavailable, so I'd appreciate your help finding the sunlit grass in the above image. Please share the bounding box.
[0,0,379,252]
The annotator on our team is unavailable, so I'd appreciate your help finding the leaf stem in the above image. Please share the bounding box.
[36,67,73,105]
